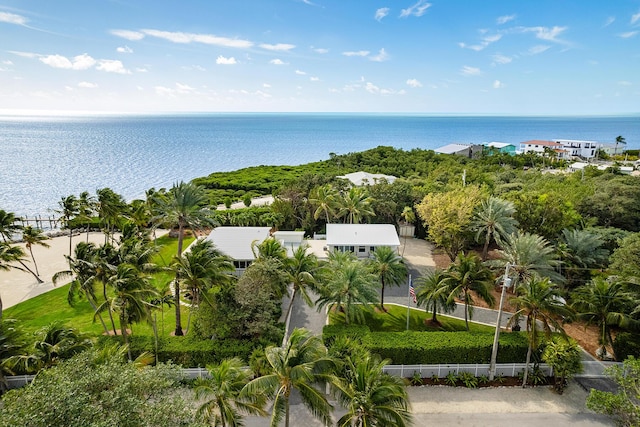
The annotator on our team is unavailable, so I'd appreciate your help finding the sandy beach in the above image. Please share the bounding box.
[0,232,108,309]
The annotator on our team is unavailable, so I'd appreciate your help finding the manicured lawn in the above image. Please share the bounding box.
[329,304,495,333]
[3,235,195,337]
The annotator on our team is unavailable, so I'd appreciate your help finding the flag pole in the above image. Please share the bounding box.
[406,274,412,331]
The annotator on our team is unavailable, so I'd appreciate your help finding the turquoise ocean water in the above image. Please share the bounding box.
[0,113,638,217]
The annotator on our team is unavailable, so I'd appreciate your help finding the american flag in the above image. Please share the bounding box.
[409,278,417,304]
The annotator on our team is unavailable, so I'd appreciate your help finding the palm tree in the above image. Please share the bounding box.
[508,276,574,386]
[471,197,518,261]
[615,135,626,156]
[21,226,50,277]
[0,242,28,320]
[152,181,215,336]
[96,188,127,244]
[336,187,375,224]
[243,328,334,427]
[77,191,96,242]
[415,269,456,324]
[252,237,287,262]
[56,195,79,257]
[445,253,495,331]
[571,278,635,360]
[0,319,27,391]
[52,242,112,334]
[172,239,235,333]
[0,209,22,242]
[195,357,267,427]
[316,259,379,325]
[332,353,413,427]
[368,246,407,310]
[95,263,158,360]
[493,231,563,289]
[310,184,337,224]
[557,228,608,289]
[283,246,320,341]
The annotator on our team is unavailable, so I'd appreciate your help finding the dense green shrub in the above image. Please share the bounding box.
[613,332,640,360]
[322,325,529,364]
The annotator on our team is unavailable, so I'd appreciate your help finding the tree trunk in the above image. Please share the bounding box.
[121,313,132,361]
[283,288,298,346]
[69,228,73,258]
[380,278,386,311]
[431,307,437,322]
[464,294,469,331]
[17,260,43,284]
[28,246,40,277]
[482,232,491,261]
[103,284,118,335]
[85,293,110,334]
[285,396,290,427]
[522,342,532,388]
[174,223,185,336]
[0,294,3,322]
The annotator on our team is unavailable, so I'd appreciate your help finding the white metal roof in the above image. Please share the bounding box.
[326,224,400,247]
[205,227,271,260]
[336,171,397,186]
[486,142,514,149]
[434,143,471,154]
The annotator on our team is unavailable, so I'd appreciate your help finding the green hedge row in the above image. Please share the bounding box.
[613,332,640,360]
[97,336,258,367]
[323,325,530,364]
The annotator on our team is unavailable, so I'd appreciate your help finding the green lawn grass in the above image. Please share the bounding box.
[3,235,195,337]
[329,304,495,333]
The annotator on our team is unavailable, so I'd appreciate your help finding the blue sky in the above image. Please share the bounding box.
[1,0,639,114]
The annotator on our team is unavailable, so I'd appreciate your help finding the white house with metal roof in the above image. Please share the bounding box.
[326,223,400,258]
[336,171,397,186]
[205,227,271,274]
[434,143,483,158]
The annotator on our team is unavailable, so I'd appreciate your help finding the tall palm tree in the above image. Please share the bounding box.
[368,246,408,310]
[557,228,609,289]
[508,277,574,386]
[173,239,235,333]
[316,259,379,325]
[614,135,626,156]
[77,191,97,242]
[195,357,267,427]
[21,226,50,277]
[332,353,413,427]
[493,231,563,289]
[415,269,456,324]
[243,328,334,427]
[571,278,634,360]
[56,195,79,257]
[471,197,518,261]
[252,237,287,262]
[96,188,127,244]
[336,187,375,224]
[152,181,215,336]
[445,253,495,331]
[0,319,27,391]
[310,184,337,224]
[283,246,320,341]
[0,243,27,320]
[0,209,22,242]
[96,263,158,360]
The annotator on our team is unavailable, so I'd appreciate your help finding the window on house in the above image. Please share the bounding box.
[358,246,366,253]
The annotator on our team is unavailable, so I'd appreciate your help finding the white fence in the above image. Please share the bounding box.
[382,363,553,379]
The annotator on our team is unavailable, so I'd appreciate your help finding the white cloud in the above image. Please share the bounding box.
[96,59,130,74]
[460,33,502,51]
[365,82,380,93]
[406,78,422,88]
[310,76,320,81]
[116,46,133,54]
[364,81,404,95]
[493,80,504,89]
[400,0,431,18]
[136,67,149,72]
[632,11,640,25]
[619,31,639,38]
[9,51,39,59]
[528,45,550,55]
[295,69,306,75]
[492,54,512,65]
[375,7,390,21]
[369,48,389,62]
[516,26,569,44]
[175,83,195,93]
[78,81,98,88]
[269,59,287,65]
[0,12,28,25]
[110,29,145,41]
[496,14,516,25]
[312,47,329,54]
[618,81,632,86]
[259,43,296,51]
[343,50,370,57]
[39,53,96,70]
[263,83,271,88]
[216,55,237,65]
[603,16,615,27]
[140,29,253,48]
[460,65,481,76]
[2,60,13,65]
[155,86,175,97]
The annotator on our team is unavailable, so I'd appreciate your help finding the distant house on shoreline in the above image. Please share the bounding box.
[521,139,601,160]
[434,143,483,158]
[520,140,569,159]
[336,171,397,186]
[484,142,516,155]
